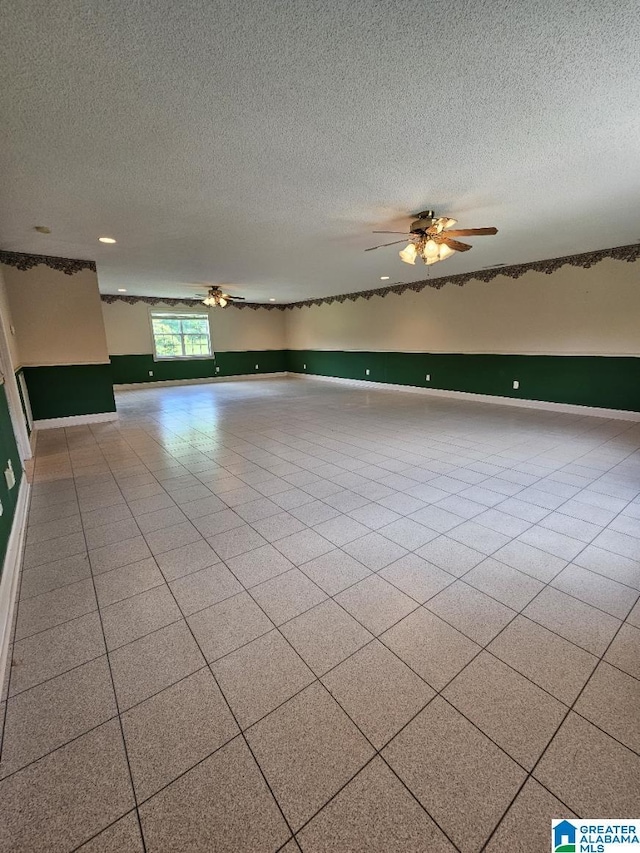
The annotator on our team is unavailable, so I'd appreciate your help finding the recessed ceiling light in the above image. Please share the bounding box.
[380,276,390,280]
[99,236,116,244]
[117,288,127,292]
[269,298,276,301]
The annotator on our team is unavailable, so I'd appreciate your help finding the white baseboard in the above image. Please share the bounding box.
[0,476,30,696]
[34,411,120,429]
[114,372,287,390]
[290,373,640,421]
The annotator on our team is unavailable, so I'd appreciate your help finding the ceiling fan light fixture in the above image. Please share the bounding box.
[423,239,439,259]
[438,243,456,260]
[399,243,417,265]
[368,212,497,267]
[202,286,234,307]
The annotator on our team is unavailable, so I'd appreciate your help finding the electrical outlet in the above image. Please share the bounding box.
[303,364,306,370]
[255,364,259,370]
[365,369,370,376]
[215,366,220,373]
[425,374,431,381]
[148,370,153,377]
[513,380,519,390]
[5,459,16,490]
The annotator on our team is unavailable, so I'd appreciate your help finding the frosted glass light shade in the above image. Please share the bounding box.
[399,243,417,264]
[438,243,456,260]
[423,239,439,259]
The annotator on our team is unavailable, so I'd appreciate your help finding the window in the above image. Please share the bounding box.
[150,312,212,359]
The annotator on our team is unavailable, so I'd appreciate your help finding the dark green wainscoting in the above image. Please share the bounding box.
[22,364,116,421]
[108,350,640,411]
[285,351,640,412]
[110,351,288,385]
[0,384,23,572]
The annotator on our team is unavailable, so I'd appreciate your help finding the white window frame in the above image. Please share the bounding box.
[149,310,214,361]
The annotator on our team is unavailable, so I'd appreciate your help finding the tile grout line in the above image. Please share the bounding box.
[215,534,556,846]
[208,549,466,849]
[105,443,469,851]
[164,642,298,845]
[71,459,150,853]
[17,388,636,852]
[26,420,640,719]
[18,499,640,678]
[478,605,637,852]
[123,507,301,848]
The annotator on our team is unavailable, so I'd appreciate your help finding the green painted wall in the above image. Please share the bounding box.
[286,351,640,412]
[0,384,23,573]
[110,351,288,384]
[107,349,640,411]
[22,364,116,420]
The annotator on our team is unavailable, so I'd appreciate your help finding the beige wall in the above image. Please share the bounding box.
[284,258,640,356]
[1,264,109,366]
[102,300,286,354]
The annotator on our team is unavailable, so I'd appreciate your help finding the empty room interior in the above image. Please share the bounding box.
[1,2,640,852]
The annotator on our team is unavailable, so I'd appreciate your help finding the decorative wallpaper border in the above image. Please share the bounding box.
[279,241,640,310]
[98,241,640,311]
[0,250,96,275]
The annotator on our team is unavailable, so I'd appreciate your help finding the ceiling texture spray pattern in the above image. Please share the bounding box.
[1,0,639,301]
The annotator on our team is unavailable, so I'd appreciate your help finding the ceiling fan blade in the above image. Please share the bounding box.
[426,217,457,234]
[230,296,246,300]
[440,237,472,252]
[443,227,498,237]
[372,231,411,234]
[365,239,409,252]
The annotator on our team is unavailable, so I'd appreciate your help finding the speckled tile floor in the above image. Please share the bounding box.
[1,377,639,852]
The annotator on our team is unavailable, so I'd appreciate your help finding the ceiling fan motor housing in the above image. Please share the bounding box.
[410,211,436,233]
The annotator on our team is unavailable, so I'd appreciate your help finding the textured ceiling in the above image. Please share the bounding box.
[1,1,640,302]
